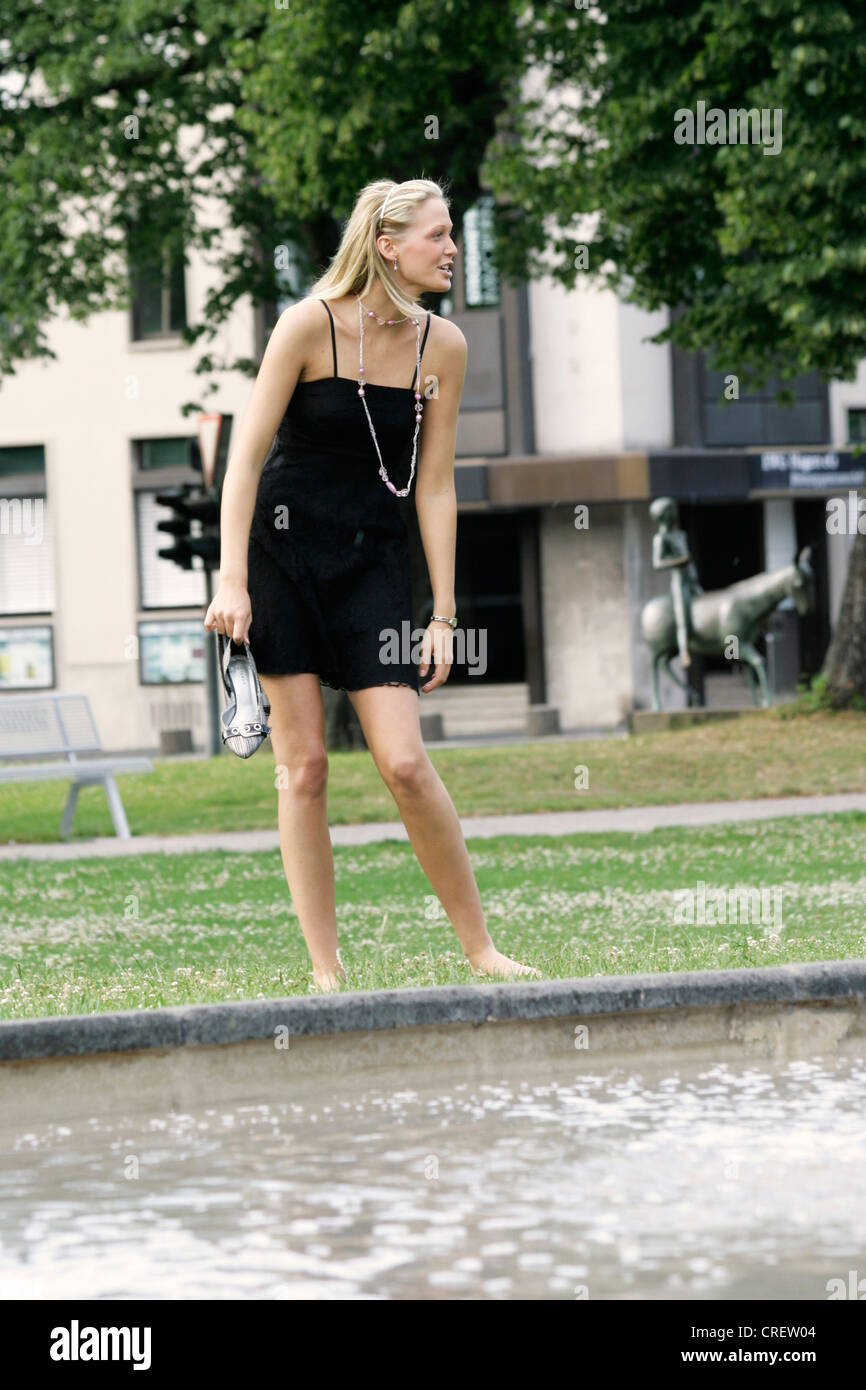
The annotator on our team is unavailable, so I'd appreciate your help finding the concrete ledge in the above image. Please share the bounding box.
[3,963,866,1128]
[2,959,866,1063]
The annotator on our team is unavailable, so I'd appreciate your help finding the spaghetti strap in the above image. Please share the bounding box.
[411,311,432,387]
[320,299,339,377]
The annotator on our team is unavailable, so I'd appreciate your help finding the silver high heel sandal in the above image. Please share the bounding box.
[217,634,272,758]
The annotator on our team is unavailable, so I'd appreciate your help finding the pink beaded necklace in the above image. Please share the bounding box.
[355,293,423,498]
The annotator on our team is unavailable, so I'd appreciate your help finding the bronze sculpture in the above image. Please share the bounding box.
[649,497,703,669]
[642,497,814,710]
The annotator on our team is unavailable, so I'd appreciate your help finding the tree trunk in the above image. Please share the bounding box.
[822,507,866,707]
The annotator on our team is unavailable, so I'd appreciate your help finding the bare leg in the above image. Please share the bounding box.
[348,685,541,980]
[259,672,346,991]
[671,569,691,667]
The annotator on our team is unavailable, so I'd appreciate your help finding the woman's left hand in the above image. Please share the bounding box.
[418,620,453,692]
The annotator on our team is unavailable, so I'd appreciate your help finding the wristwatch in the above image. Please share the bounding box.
[430,612,458,629]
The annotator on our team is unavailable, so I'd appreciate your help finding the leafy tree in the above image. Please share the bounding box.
[0,0,528,740]
[5,1,866,708]
[485,0,866,385]
[0,0,527,390]
[482,0,866,706]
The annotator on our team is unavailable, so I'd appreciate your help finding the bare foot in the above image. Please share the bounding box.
[310,959,347,993]
[466,947,541,981]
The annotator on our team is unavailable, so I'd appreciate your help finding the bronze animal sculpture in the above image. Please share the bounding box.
[640,544,814,711]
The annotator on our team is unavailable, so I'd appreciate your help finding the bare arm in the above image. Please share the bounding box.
[655,554,690,569]
[414,322,467,690]
[415,323,466,609]
[652,531,690,569]
[204,298,317,642]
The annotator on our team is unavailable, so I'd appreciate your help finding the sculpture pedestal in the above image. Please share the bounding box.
[526,704,561,736]
[628,708,760,735]
[420,712,445,742]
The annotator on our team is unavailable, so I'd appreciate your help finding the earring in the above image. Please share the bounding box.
[393,259,398,270]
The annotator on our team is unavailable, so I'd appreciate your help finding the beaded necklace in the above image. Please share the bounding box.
[355,294,423,498]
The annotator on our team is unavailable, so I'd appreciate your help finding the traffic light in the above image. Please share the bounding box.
[155,437,221,571]
[155,485,194,570]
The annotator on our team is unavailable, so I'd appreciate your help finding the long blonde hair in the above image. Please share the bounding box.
[307,177,450,318]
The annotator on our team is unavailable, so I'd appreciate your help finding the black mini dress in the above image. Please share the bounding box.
[246,298,432,694]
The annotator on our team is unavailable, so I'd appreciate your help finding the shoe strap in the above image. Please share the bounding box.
[223,721,270,738]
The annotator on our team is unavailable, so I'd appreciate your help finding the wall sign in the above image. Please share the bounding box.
[750,449,866,491]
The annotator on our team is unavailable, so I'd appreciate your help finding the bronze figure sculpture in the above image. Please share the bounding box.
[649,497,703,669]
[641,498,814,710]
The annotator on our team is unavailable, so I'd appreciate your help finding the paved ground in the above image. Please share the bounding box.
[2,792,866,860]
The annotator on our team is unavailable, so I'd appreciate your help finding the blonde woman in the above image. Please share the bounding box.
[204,177,540,991]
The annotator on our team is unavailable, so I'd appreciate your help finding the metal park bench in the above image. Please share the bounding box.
[0,693,153,840]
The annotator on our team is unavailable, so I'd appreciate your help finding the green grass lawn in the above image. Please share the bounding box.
[2,705,866,844]
[2,812,865,1018]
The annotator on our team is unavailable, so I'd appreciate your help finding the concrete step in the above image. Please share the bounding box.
[703,672,760,709]
[422,682,531,735]
[426,682,529,709]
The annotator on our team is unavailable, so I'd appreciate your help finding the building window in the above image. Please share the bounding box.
[462,196,500,309]
[0,625,55,689]
[135,438,190,470]
[263,238,315,334]
[0,446,53,616]
[138,620,206,684]
[132,437,206,611]
[275,242,309,315]
[130,244,187,339]
[135,489,207,610]
[0,445,44,476]
[847,409,866,444]
[0,497,52,614]
[700,367,828,447]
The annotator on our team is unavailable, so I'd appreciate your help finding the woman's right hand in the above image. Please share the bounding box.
[204,582,252,644]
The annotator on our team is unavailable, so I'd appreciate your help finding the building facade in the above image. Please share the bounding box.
[0,196,862,750]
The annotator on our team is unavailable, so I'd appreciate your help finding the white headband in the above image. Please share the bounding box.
[375,185,400,226]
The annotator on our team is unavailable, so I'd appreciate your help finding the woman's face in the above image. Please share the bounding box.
[382,197,457,294]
